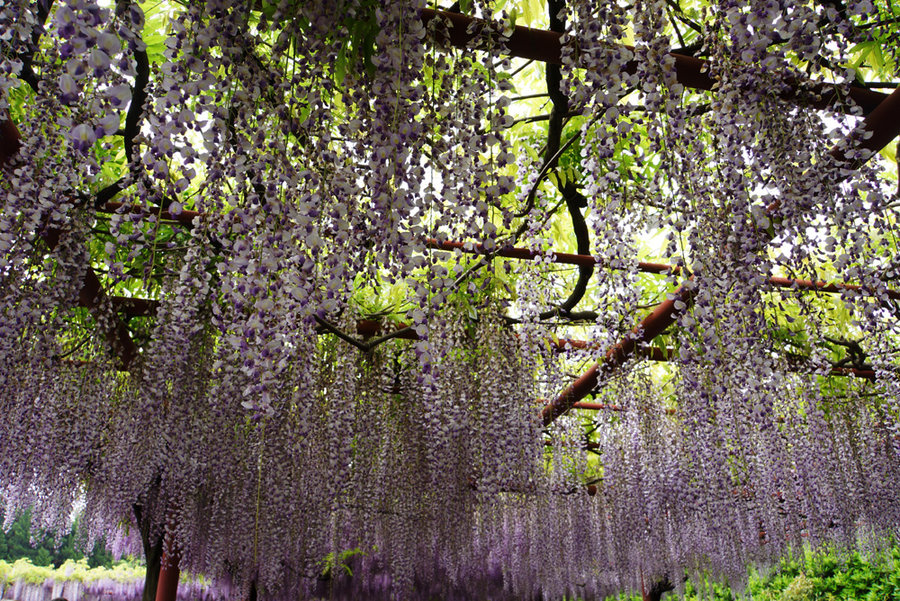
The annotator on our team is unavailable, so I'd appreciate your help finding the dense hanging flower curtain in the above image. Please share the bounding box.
[1,0,899,599]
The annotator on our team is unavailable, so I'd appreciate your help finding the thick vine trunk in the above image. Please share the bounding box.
[642,576,674,601]
[142,538,163,601]
[134,503,164,601]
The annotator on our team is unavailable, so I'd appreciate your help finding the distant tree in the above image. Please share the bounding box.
[0,509,113,568]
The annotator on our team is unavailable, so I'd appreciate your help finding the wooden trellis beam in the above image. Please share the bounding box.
[554,341,877,380]
[101,294,876,382]
[96,206,900,377]
[0,111,21,164]
[94,215,900,303]
[426,238,900,300]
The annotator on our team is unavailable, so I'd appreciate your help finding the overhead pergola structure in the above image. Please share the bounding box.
[420,7,900,433]
[2,2,900,601]
[3,11,894,336]
[15,12,899,365]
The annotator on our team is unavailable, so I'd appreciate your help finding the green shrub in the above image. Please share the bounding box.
[781,573,815,601]
[0,556,146,587]
[610,544,900,601]
[9,557,54,585]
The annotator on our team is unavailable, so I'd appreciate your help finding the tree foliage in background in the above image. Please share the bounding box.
[0,509,113,568]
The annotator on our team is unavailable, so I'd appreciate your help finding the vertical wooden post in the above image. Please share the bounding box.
[155,548,180,601]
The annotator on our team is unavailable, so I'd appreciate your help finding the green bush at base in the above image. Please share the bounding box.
[0,557,146,587]
[679,546,900,601]
[607,545,900,600]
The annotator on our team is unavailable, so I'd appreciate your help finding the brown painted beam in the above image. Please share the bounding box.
[93,299,878,382]
[830,367,877,380]
[428,238,900,300]
[107,215,897,302]
[102,201,201,226]
[354,319,418,340]
[839,83,900,167]
[426,238,680,273]
[111,296,158,318]
[569,367,873,415]
[541,283,695,425]
[419,9,888,115]
[572,401,627,411]
[557,342,877,380]
[766,276,900,300]
[0,111,21,165]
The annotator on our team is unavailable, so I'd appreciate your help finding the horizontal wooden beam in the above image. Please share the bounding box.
[427,238,900,300]
[420,8,888,115]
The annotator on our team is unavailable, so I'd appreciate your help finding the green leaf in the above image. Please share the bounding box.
[506,7,519,29]
[547,170,559,189]
[520,0,543,25]
[881,140,896,164]
[870,44,885,70]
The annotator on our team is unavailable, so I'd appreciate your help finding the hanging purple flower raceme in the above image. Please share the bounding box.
[2,1,900,600]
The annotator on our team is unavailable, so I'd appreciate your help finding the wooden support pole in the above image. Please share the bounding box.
[155,549,180,601]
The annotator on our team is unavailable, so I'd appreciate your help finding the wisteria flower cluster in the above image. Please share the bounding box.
[1,0,899,599]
